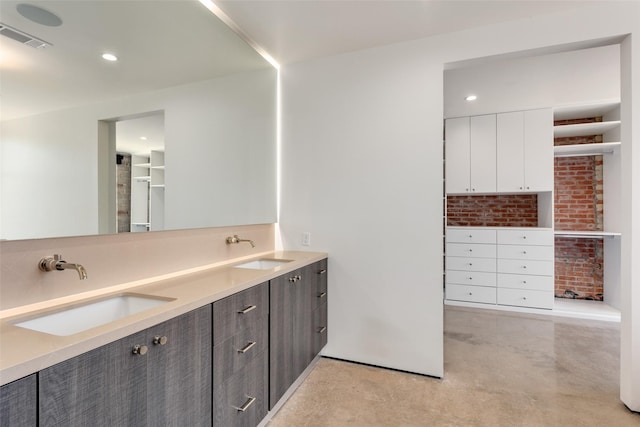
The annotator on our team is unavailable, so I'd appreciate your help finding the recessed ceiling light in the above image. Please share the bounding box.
[465,95,478,101]
[140,136,147,141]
[102,53,118,62]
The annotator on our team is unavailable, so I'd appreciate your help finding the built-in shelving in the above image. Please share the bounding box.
[553,121,620,138]
[554,141,620,157]
[554,230,621,239]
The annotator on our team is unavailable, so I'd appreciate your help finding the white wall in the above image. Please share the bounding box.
[279,1,640,408]
[1,68,277,240]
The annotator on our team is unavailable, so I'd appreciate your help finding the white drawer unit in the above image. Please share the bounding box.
[497,228,553,246]
[497,288,553,309]
[446,228,496,244]
[446,284,497,305]
[498,259,554,276]
[497,274,553,291]
[497,244,554,261]
[446,257,496,273]
[446,270,497,287]
[446,243,497,259]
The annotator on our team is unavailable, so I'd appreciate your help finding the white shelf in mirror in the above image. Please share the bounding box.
[134,163,151,168]
[554,141,620,157]
[553,100,620,121]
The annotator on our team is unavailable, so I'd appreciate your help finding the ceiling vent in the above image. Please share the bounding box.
[0,22,51,49]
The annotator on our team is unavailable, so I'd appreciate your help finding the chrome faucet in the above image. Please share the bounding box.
[39,254,88,280]
[226,235,255,248]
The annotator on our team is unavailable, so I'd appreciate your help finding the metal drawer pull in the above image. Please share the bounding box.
[288,275,302,283]
[237,305,257,314]
[233,396,256,412]
[153,335,168,346]
[132,345,148,356]
[237,341,257,354]
[318,269,327,275]
[318,326,327,334]
[318,292,327,298]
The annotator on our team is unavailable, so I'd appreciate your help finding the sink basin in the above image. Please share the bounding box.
[14,294,174,336]
[234,259,292,270]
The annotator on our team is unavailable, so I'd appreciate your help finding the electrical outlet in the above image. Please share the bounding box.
[302,232,311,246]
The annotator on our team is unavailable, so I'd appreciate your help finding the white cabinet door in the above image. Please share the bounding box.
[445,117,470,194]
[496,111,524,192]
[524,109,553,191]
[470,114,496,193]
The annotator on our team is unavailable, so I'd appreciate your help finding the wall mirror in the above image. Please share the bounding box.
[0,0,277,240]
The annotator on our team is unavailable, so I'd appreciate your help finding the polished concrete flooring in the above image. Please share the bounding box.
[269,306,639,426]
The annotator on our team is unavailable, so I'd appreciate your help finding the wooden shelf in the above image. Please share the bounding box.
[554,230,621,239]
[554,121,620,138]
[554,142,620,157]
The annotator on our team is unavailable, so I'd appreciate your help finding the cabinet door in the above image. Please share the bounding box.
[269,269,299,409]
[147,305,212,427]
[39,330,148,426]
[312,302,328,358]
[497,111,525,192]
[1,374,37,427]
[524,109,553,191]
[445,117,470,194]
[470,114,496,193]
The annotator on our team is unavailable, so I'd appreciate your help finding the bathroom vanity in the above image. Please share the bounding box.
[0,252,328,427]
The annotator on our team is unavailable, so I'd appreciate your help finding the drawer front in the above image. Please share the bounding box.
[213,281,269,345]
[213,316,269,384]
[497,288,553,309]
[446,243,496,259]
[498,259,554,276]
[312,302,328,357]
[446,284,496,304]
[213,351,268,427]
[497,244,554,261]
[446,270,496,287]
[497,229,553,246]
[311,259,328,310]
[446,228,496,244]
[446,256,496,273]
[497,274,553,291]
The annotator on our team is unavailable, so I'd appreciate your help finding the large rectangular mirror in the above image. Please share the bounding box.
[0,0,277,240]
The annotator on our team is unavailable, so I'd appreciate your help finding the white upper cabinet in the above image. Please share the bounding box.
[445,115,496,194]
[497,108,553,192]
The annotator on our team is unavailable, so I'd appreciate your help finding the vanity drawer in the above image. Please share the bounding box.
[446,284,496,304]
[497,274,553,291]
[497,288,553,309]
[497,244,554,261]
[497,229,553,246]
[446,228,496,244]
[213,349,268,427]
[497,259,554,276]
[446,270,496,287]
[446,243,496,259]
[213,281,269,345]
[446,257,496,273]
[213,317,268,384]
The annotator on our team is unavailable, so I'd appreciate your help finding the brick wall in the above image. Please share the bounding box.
[554,237,604,300]
[553,118,604,299]
[446,195,538,227]
[117,154,131,233]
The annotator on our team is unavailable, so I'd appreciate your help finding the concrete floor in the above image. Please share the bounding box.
[268,305,639,426]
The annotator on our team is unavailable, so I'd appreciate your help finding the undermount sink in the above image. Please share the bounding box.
[234,259,293,270]
[14,294,174,336]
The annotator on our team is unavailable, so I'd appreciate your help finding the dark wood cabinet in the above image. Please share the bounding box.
[213,282,269,427]
[0,374,37,427]
[269,259,328,409]
[39,305,212,427]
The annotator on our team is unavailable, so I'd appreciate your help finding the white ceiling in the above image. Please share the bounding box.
[216,0,591,65]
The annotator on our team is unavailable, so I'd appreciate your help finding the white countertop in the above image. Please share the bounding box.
[0,251,327,386]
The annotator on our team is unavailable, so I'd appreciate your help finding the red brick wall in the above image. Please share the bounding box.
[446,195,538,227]
[554,237,604,300]
[553,122,604,299]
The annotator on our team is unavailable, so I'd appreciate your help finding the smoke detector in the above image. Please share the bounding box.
[0,22,51,49]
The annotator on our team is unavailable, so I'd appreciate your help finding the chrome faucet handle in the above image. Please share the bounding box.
[226,235,255,248]
[39,254,88,280]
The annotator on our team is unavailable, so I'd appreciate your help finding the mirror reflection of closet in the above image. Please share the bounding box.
[115,113,165,233]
